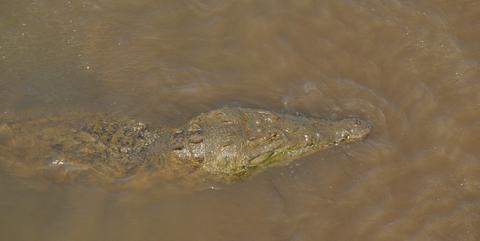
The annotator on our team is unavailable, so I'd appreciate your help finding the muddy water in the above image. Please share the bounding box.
[1,0,479,240]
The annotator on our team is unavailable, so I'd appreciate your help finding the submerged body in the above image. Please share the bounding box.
[0,107,371,185]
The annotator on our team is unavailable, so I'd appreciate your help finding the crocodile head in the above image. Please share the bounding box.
[173,107,371,180]
[235,110,372,170]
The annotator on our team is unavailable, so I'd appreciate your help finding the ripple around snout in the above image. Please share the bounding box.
[282,77,407,144]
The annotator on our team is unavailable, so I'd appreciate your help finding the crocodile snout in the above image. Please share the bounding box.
[339,117,372,142]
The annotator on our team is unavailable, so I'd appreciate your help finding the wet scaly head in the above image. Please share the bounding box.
[190,108,372,180]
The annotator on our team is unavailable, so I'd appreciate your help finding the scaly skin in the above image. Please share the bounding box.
[0,107,371,185]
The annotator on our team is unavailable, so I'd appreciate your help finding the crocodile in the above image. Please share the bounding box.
[0,107,371,186]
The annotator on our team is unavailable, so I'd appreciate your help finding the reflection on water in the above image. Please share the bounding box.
[1,0,479,240]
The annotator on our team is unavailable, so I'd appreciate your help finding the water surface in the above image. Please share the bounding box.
[0,0,479,240]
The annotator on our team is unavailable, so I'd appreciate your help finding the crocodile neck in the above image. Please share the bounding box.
[142,125,207,181]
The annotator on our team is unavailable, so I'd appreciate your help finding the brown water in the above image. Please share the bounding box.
[1,0,479,240]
